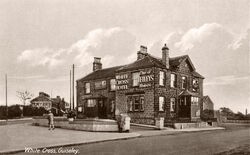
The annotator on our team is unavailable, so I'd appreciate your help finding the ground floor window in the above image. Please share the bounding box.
[127,95,144,112]
[191,97,199,105]
[170,98,176,112]
[159,96,165,111]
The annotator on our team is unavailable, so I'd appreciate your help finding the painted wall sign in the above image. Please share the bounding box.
[116,73,129,90]
[139,69,154,88]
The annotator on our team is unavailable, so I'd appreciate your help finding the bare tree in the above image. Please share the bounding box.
[16,90,33,106]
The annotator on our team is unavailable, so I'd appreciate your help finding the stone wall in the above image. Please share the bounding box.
[33,117,119,132]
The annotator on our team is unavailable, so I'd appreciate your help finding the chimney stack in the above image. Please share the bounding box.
[137,45,148,60]
[93,57,102,71]
[162,44,169,69]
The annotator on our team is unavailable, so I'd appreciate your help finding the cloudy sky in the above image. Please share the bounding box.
[0,0,249,113]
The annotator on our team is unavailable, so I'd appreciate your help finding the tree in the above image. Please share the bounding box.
[16,90,33,106]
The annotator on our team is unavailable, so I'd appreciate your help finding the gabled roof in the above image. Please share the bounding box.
[77,65,124,81]
[77,53,204,81]
[179,90,199,97]
[169,55,196,71]
[192,71,205,79]
[202,95,214,103]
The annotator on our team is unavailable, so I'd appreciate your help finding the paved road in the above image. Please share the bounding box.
[13,124,250,155]
[19,125,249,155]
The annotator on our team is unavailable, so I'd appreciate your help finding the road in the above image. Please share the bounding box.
[15,123,250,155]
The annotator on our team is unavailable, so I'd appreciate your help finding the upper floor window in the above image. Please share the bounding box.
[85,82,90,94]
[95,80,106,89]
[110,79,116,91]
[171,74,177,88]
[192,78,199,92]
[159,71,165,86]
[170,98,176,112]
[159,96,165,111]
[132,72,140,86]
[181,76,187,89]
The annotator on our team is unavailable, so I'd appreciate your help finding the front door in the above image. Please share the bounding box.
[98,99,107,118]
[179,96,191,118]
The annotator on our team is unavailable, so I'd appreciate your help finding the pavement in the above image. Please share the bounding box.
[0,123,140,154]
[0,122,225,154]
[131,125,225,137]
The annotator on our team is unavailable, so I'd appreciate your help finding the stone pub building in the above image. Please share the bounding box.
[77,44,205,125]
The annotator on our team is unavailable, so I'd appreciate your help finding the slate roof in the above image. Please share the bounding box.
[202,95,213,103]
[77,54,204,81]
[192,71,205,79]
[77,65,124,81]
[117,54,165,72]
[179,90,199,97]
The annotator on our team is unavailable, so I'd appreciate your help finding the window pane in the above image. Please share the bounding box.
[182,76,187,89]
[159,97,164,111]
[134,96,140,111]
[170,98,175,112]
[159,71,164,86]
[140,96,144,111]
[110,79,116,91]
[85,83,90,94]
[170,74,176,88]
[95,80,106,89]
[87,99,96,107]
[127,96,133,112]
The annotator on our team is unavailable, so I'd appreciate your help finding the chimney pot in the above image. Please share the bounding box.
[137,45,148,60]
[93,57,102,71]
[162,43,169,69]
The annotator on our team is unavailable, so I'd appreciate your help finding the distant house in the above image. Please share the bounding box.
[30,92,52,110]
[202,96,214,111]
[31,92,70,113]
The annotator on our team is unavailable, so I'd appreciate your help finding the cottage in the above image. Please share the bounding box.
[77,44,206,125]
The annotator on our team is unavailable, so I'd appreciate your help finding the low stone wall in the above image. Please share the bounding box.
[32,117,119,132]
[223,119,250,123]
[166,122,213,129]
[130,117,155,125]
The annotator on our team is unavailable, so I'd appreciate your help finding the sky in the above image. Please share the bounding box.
[0,0,249,113]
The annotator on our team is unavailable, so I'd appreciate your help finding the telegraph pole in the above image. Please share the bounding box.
[5,74,8,122]
[72,64,75,110]
[70,70,72,110]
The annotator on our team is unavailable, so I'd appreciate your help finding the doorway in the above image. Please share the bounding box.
[179,96,191,118]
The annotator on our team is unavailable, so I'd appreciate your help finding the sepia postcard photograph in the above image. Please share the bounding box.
[0,0,249,154]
